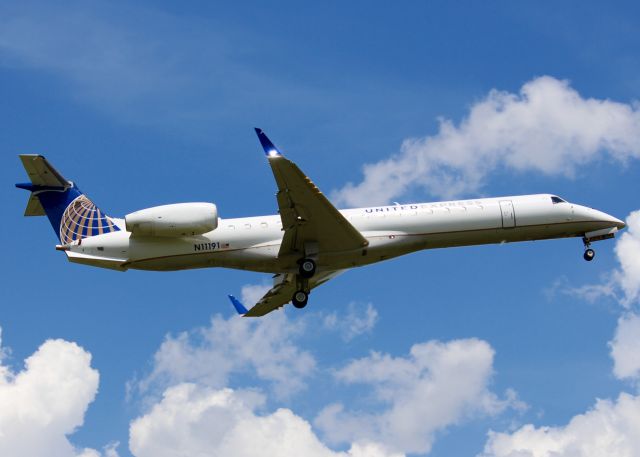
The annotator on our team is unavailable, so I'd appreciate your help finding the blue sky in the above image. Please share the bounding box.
[2,1,640,456]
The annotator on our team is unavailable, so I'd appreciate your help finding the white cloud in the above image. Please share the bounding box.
[129,383,402,457]
[316,339,521,455]
[240,281,272,306]
[333,76,640,206]
[613,210,640,306]
[480,392,640,457]
[0,3,188,112]
[481,210,640,457]
[0,2,326,132]
[323,303,378,341]
[562,209,640,307]
[135,311,316,400]
[610,313,640,382]
[0,334,110,457]
[561,282,619,304]
[0,328,10,379]
[0,2,265,131]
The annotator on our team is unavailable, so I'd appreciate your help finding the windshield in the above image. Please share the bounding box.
[551,196,566,204]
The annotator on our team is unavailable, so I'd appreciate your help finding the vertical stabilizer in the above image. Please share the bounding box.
[16,155,120,243]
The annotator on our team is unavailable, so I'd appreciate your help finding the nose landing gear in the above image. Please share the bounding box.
[582,237,595,262]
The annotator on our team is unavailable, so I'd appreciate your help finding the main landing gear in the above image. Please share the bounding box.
[292,290,309,308]
[582,238,595,262]
[292,258,316,309]
[299,258,316,278]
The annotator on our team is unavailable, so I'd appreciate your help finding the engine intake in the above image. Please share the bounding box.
[125,202,218,237]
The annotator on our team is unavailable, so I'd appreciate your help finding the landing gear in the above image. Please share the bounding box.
[292,290,308,309]
[292,260,315,309]
[582,237,595,262]
[299,258,316,278]
[583,248,595,262]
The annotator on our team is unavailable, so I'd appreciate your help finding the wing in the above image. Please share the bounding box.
[255,129,368,259]
[229,270,345,317]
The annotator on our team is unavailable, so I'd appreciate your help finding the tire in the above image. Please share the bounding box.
[299,259,316,278]
[583,248,595,262]
[292,290,308,309]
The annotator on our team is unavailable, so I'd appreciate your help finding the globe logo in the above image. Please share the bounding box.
[59,195,119,244]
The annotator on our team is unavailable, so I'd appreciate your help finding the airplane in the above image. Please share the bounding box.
[16,128,626,317]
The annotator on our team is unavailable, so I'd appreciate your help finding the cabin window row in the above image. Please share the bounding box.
[226,221,281,230]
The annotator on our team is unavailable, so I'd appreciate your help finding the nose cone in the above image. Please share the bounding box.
[582,206,626,229]
[612,216,626,230]
[597,210,626,229]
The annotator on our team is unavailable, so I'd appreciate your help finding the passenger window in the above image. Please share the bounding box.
[244,224,251,229]
[227,225,235,230]
[260,222,268,228]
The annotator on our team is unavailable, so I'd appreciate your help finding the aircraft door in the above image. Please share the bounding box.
[499,200,516,228]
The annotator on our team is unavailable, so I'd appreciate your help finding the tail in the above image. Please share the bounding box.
[16,155,120,243]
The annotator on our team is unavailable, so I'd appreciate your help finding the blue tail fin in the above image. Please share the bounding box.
[16,155,120,243]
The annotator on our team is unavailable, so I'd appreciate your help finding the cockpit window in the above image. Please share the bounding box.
[551,196,566,204]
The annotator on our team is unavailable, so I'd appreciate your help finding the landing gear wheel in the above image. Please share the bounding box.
[583,248,595,262]
[299,258,316,278]
[292,290,309,309]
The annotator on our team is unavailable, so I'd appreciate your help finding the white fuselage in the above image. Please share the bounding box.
[64,194,624,273]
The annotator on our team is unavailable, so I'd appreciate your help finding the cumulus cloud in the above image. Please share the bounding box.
[334,76,640,206]
[0,334,110,457]
[562,209,640,308]
[480,210,640,457]
[613,210,640,306]
[129,383,402,457]
[480,392,640,457]
[323,303,378,341]
[134,311,315,400]
[610,313,640,382]
[316,339,521,455]
[240,282,272,306]
[0,327,10,371]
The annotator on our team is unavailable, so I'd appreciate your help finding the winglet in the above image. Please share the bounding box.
[228,294,249,315]
[254,128,282,158]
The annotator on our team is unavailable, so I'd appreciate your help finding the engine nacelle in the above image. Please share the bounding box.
[125,202,218,237]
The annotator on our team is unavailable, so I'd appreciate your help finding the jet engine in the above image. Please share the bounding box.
[125,202,218,237]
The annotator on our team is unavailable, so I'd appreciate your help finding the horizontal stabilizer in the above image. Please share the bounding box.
[24,193,46,216]
[19,155,70,187]
[228,295,249,315]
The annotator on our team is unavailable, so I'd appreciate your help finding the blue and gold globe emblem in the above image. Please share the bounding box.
[59,195,119,244]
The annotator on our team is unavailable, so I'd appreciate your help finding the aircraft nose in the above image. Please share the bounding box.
[612,216,626,230]
[591,208,626,229]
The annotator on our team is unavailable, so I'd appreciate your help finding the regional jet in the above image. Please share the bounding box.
[16,129,626,316]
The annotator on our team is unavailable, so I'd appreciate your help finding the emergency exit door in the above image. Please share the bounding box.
[499,200,516,228]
